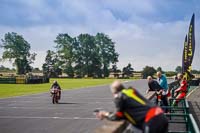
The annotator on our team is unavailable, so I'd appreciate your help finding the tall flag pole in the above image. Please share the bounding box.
[182,35,188,75]
[182,13,195,80]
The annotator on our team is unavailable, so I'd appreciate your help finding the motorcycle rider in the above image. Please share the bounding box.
[173,73,188,106]
[96,80,168,133]
[50,81,61,99]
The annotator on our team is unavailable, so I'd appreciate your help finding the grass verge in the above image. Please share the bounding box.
[0,78,131,98]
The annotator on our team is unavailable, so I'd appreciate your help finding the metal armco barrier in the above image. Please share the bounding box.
[0,76,49,84]
[0,77,16,84]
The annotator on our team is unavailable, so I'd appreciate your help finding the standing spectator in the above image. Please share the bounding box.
[157,71,169,112]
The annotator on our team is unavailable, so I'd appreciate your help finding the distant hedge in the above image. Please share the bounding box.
[0,76,49,84]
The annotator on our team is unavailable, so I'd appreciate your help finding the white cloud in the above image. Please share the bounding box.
[1,19,200,70]
[108,19,200,70]
[0,0,199,71]
[102,0,156,15]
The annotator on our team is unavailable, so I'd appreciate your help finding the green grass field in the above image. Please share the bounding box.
[0,78,130,98]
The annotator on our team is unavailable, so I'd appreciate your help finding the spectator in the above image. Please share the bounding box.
[157,71,169,113]
[96,80,168,133]
[173,73,188,106]
[146,76,163,93]
[146,76,163,105]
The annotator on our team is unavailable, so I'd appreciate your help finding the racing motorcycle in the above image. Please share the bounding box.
[50,86,60,104]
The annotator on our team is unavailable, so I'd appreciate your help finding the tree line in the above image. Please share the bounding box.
[42,33,119,78]
[1,32,200,78]
[0,32,119,78]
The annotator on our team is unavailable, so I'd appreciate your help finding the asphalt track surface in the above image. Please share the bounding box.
[0,80,149,133]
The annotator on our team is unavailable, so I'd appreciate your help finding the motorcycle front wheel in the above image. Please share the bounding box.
[52,94,56,104]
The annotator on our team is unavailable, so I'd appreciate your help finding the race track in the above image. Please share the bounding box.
[0,79,149,133]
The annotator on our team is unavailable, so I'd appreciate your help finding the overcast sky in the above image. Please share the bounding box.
[0,0,199,71]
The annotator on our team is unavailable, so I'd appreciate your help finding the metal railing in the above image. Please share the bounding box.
[165,81,199,133]
[166,113,200,133]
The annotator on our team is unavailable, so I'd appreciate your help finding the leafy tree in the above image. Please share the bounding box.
[54,34,74,77]
[191,69,200,74]
[1,32,36,74]
[52,32,119,78]
[165,71,177,77]
[175,66,182,73]
[73,37,84,77]
[32,68,42,73]
[0,65,16,72]
[110,64,118,73]
[142,66,156,79]
[157,67,164,73]
[42,50,62,78]
[95,33,119,77]
[122,63,134,77]
[110,64,121,78]
[0,65,11,72]
[91,56,102,78]
[77,34,94,77]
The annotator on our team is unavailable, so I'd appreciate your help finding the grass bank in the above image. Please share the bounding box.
[0,78,131,98]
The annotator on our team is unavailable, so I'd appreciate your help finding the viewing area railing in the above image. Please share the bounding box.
[162,98,199,133]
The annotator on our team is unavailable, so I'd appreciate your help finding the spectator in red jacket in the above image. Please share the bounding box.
[173,73,188,106]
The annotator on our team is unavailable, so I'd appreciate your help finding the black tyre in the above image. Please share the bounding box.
[56,98,59,104]
[52,94,56,104]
